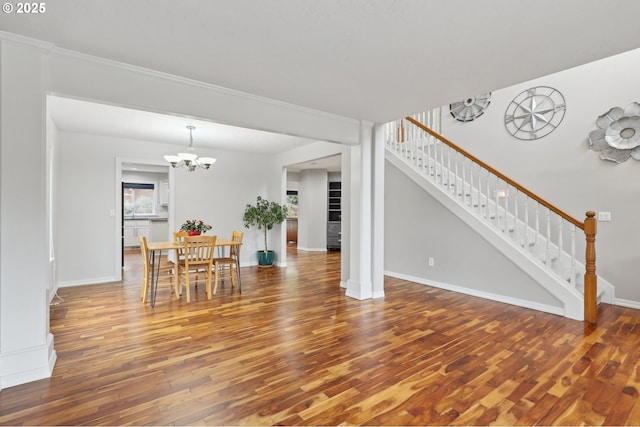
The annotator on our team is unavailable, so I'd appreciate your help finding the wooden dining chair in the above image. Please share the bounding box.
[139,236,175,304]
[213,230,243,295]
[176,235,216,303]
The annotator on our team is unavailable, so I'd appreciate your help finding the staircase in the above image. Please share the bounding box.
[385,113,614,322]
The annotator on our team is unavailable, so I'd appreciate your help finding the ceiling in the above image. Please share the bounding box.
[4,1,640,172]
[48,96,319,154]
[4,1,640,123]
[47,95,342,171]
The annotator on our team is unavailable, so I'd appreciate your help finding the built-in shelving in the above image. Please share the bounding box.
[327,181,341,250]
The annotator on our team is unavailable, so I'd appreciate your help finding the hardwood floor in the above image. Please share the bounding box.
[2,246,640,425]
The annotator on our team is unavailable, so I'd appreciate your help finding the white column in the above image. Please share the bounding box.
[372,123,385,298]
[340,149,351,289]
[346,122,384,300]
[0,34,56,389]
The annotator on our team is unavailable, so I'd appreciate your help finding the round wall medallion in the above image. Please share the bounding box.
[504,86,566,140]
[450,93,491,122]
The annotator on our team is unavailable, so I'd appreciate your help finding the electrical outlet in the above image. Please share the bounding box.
[428,257,434,267]
[598,211,612,221]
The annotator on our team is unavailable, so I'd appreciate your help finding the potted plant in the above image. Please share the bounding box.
[180,219,212,236]
[243,196,288,266]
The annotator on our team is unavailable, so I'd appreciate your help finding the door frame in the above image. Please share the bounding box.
[115,158,172,279]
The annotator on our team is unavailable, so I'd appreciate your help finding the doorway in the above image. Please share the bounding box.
[118,160,171,276]
[286,190,298,246]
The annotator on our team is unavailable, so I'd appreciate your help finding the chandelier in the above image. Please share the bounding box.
[164,126,216,171]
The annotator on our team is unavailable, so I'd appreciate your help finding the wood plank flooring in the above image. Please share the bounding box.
[2,246,640,425]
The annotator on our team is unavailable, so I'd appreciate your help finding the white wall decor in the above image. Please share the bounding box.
[587,102,640,163]
[504,86,566,140]
[449,93,491,122]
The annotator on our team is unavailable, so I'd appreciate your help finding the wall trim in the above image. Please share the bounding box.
[384,270,565,318]
[296,246,328,252]
[58,276,120,288]
[372,290,385,299]
[0,31,54,51]
[613,298,640,310]
[346,279,373,300]
[0,333,56,390]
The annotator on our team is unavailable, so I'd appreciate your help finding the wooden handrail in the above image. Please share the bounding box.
[402,116,598,323]
[405,116,585,229]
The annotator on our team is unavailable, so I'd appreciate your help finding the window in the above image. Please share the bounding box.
[286,190,298,218]
[123,183,155,215]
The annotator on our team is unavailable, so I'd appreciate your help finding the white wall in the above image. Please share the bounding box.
[0,37,55,389]
[55,130,273,286]
[46,99,59,302]
[441,48,640,305]
[384,162,562,311]
[297,169,328,251]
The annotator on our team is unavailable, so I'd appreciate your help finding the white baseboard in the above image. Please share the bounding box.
[372,290,385,298]
[384,270,565,317]
[296,246,328,252]
[58,275,120,287]
[0,333,56,390]
[613,297,640,310]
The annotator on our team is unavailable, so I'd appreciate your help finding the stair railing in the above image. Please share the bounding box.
[387,115,598,323]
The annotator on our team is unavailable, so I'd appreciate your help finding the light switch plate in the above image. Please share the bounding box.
[598,212,611,221]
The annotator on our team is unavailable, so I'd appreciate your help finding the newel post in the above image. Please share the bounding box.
[584,211,597,323]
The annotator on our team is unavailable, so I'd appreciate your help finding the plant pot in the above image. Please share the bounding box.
[187,230,201,236]
[257,250,275,267]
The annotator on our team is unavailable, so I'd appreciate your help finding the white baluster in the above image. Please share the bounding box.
[535,202,540,248]
[412,120,417,165]
[426,134,432,177]
[514,189,519,245]
[447,147,452,192]
[420,136,426,174]
[439,142,444,186]
[545,209,551,266]
[503,186,509,234]
[485,170,491,221]
[476,168,481,215]
[524,197,529,250]
[462,159,468,205]
[494,179,500,230]
[570,225,576,288]
[557,215,563,270]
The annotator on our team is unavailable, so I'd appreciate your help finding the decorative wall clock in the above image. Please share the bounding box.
[450,93,491,122]
[504,86,566,140]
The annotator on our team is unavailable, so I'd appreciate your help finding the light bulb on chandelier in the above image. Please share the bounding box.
[164,125,216,172]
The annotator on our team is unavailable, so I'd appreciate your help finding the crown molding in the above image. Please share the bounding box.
[0,31,54,52]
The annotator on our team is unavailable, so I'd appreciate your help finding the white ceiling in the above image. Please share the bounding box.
[4,0,640,123]
[5,0,640,173]
[47,95,343,171]
[48,96,318,154]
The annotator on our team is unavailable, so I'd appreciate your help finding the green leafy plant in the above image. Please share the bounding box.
[243,196,288,253]
[179,219,212,233]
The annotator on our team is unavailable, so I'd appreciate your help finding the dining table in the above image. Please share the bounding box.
[146,238,243,307]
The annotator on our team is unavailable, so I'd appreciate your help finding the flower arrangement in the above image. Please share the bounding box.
[179,219,212,235]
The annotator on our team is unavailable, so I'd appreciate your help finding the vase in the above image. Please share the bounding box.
[257,250,275,267]
[187,230,201,236]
